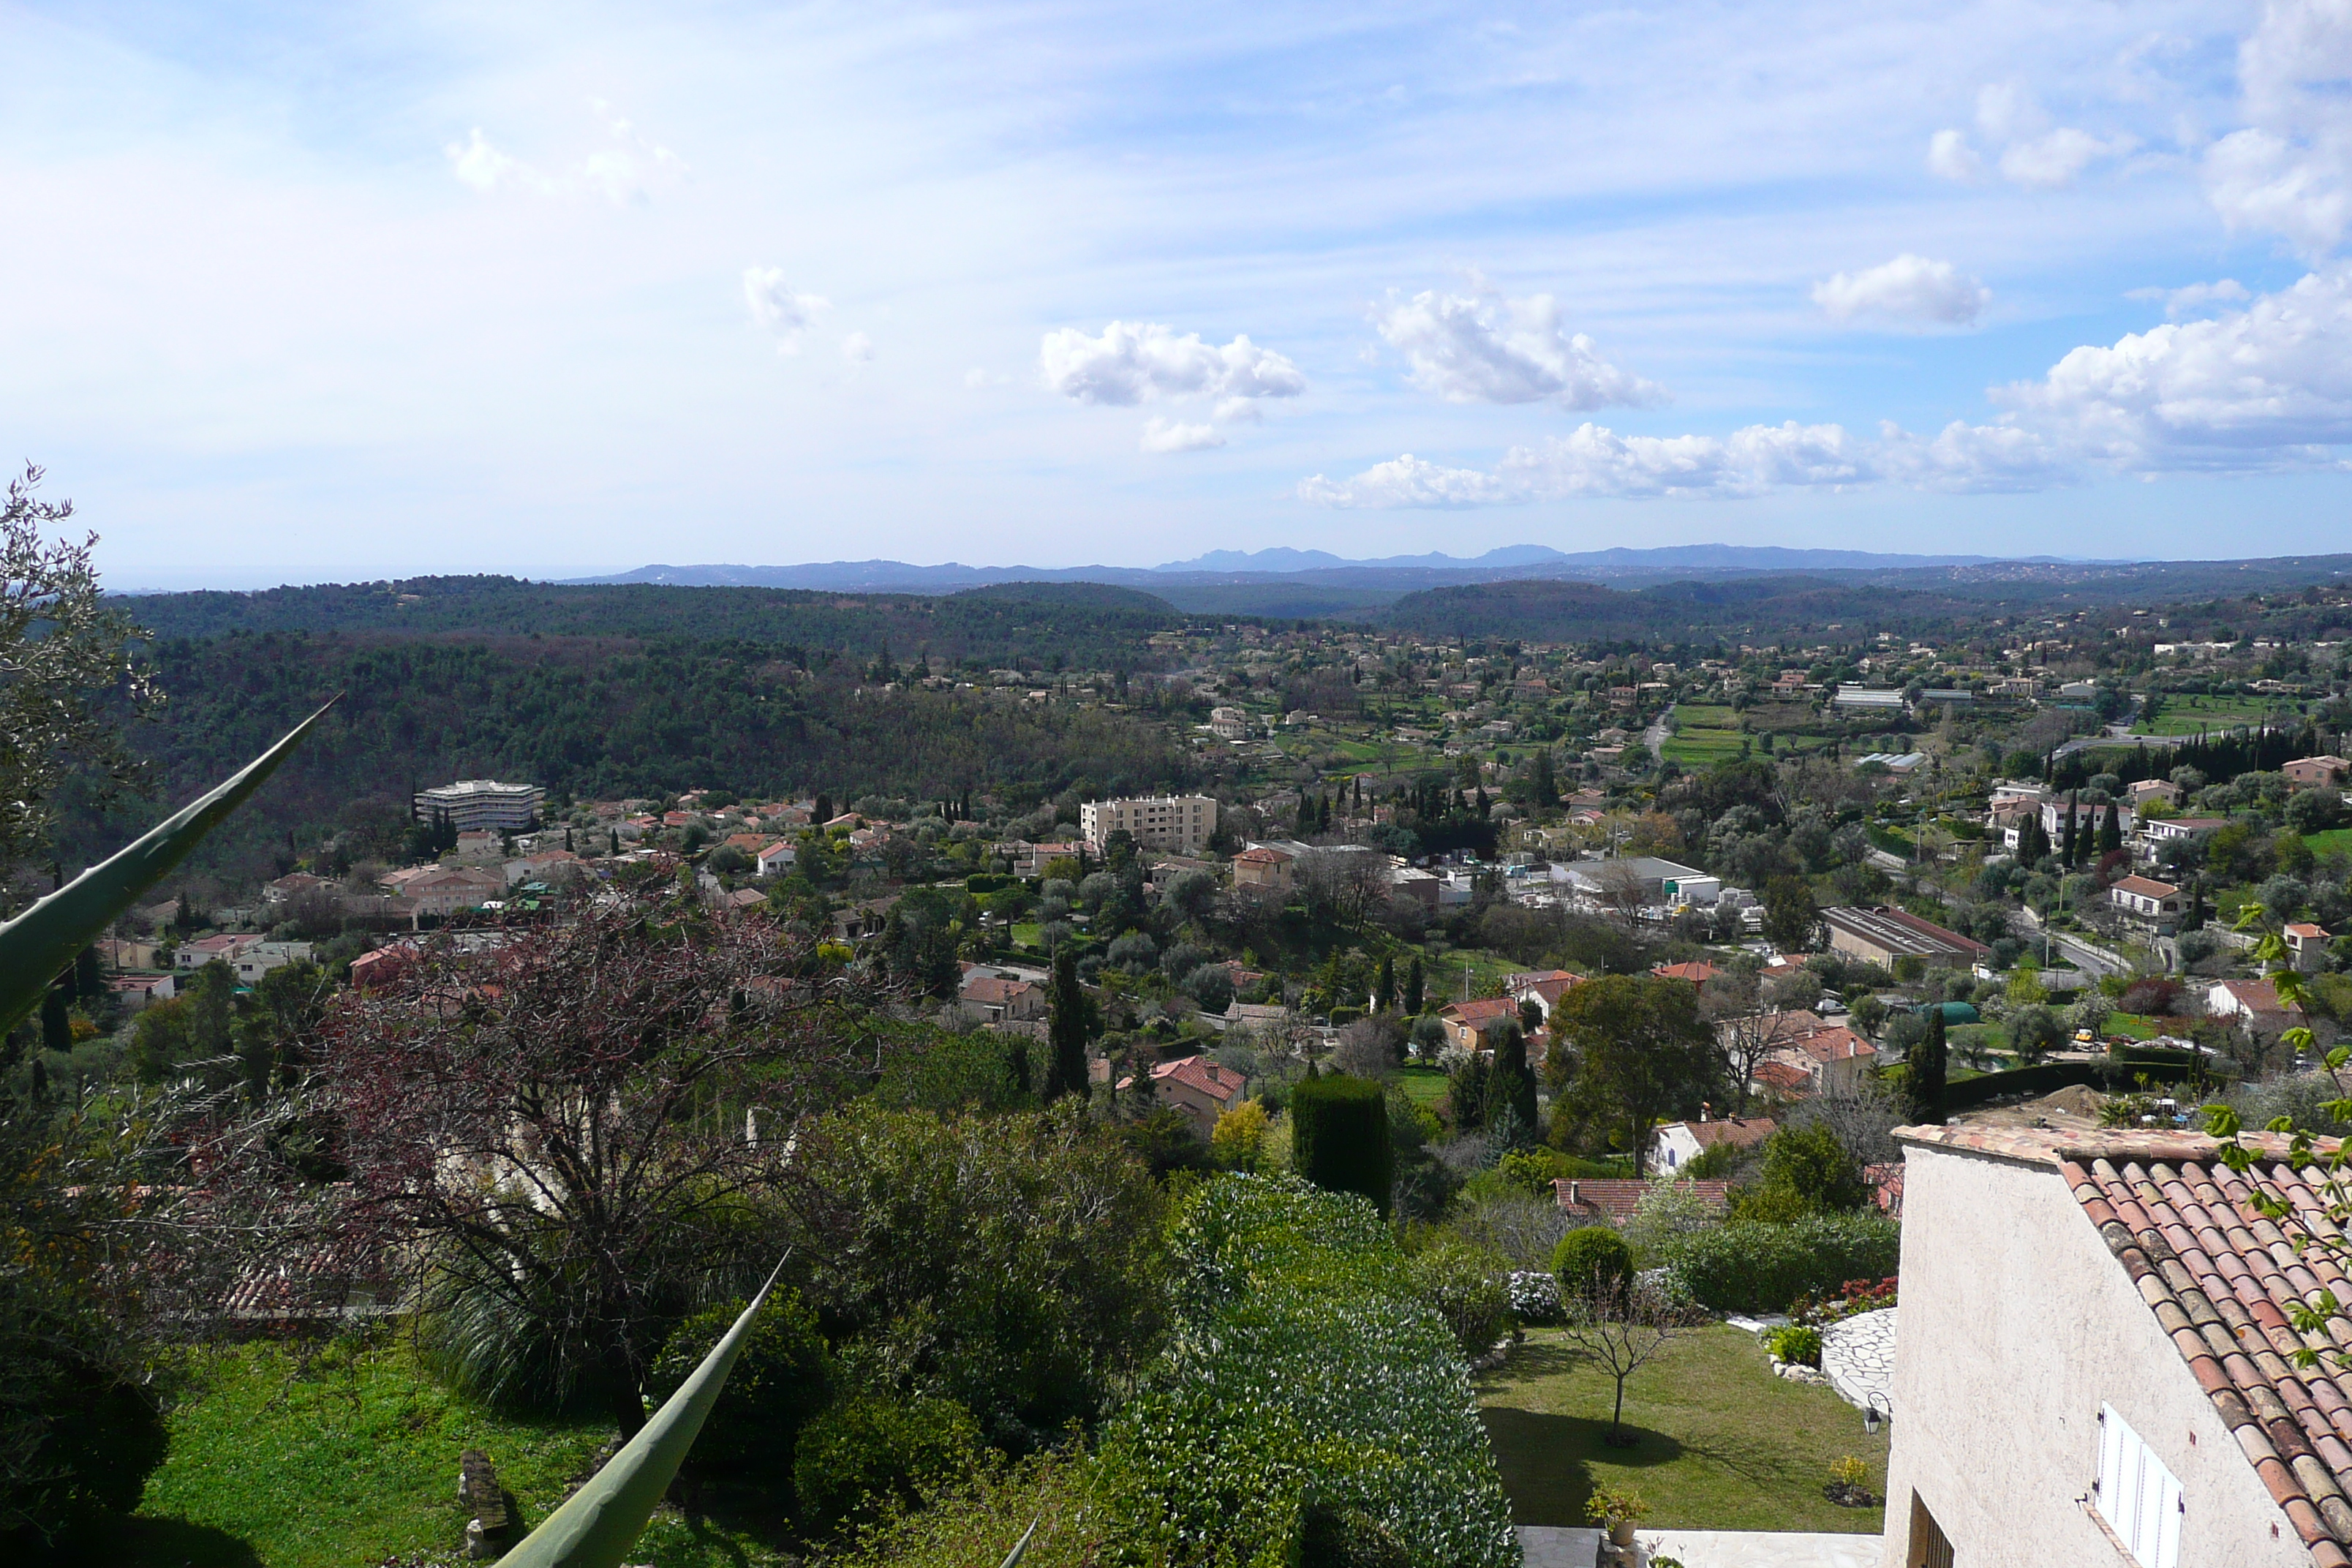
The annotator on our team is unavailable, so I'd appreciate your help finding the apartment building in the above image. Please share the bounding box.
[414,778,546,833]
[1078,794,1218,856]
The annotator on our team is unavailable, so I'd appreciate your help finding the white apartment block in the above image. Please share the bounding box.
[1079,794,1218,856]
[414,778,546,834]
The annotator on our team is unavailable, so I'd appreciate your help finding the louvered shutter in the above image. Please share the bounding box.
[2097,1403,2182,1568]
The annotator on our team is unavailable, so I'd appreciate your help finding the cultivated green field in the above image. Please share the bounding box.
[1662,705,1748,766]
[2141,694,2294,735]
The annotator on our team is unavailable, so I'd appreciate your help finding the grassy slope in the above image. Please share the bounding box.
[1477,1325,1891,1534]
[122,1336,785,1568]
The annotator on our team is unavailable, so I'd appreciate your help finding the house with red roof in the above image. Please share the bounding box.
[2288,924,2334,974]
[1117,1054,1248,1138]
[1504,968,1583,1025]
[1651,960,1722,985]
[1883,1123,2352,1568]
[959,970,1044,1023]
[2207,976,2290,1036]
[1553,1176,1730,1228]
[2108,874,2185,928]
[1760,1022,1880,1097]
[1436,996,1523,1052]
[1649,1113,1775,1174]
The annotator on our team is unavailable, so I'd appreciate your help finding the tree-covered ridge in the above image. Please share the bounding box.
[117,576,1186,668]
[61,633,1196,880]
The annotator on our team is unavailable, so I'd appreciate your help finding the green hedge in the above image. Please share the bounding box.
[1937,1057,2196,1115]
[1291,1074,1394,1218]
[1660,1213,1902,1313]
[1098,1175,1516,1568]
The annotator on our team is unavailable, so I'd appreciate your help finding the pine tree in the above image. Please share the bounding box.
[1043,948,1093,1101]
[1403,956,1425,1016]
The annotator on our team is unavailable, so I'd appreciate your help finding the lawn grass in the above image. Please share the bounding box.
[1662,705,1747,766]
[2141,695,2289,735]
[2106,1011,2160,1041]
[1477,1324,1891,1534]
[2303,827,2352,858]
[1396,1065,1451,1109]
[118,1333,789,1568]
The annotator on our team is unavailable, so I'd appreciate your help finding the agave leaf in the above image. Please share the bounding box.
[498,1260,786,1568]
[1000,1515,1041,1568]
[0,696,338,1038]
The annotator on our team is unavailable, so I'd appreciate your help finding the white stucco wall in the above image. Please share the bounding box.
[1880,1140,2305,1567]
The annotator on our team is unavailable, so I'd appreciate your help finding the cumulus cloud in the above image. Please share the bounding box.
[1999,127,2136,189]
[445,102,686,205]
[2125,279,2252,320]
[1372,284,1663,410]
[1038,321,1305,406]
[1812,255,1990,328]
[1140,418,1225,453]
[1295,454,1512,508]
[1993,266,2352,471]
[2200,3,2352,256]
[1876,421,2071,493]
[1926,129,1986,183]
[1926,83,2132,192]
[743,268,829,353]
[1297,423,1871,508]
[841,331,875,364]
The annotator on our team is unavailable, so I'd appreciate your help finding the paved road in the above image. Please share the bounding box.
[1644,704,1676,763]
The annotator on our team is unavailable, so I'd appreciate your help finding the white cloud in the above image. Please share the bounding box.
[1876,421,2070,493]
[1927,83,2132,192]
[842,331,875,364]
[1295,454,1513,508]
[1038,321,1305,406]
[444,104,686,206]
[2125,279,2252,320]
[1926,129,1986,184]
[1140,418,1224,453]
[1372,284,1663,410]
[1298,422,1871,508]
[1812,255,1990,328]
[1999,127,2136,189]
[743,268,829,353]
[2204,1,2352,255]
[445,129,538,195]
[1994,266,2352,471]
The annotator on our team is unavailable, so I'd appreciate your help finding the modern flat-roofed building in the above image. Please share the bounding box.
[1079,794,1218,856]
[415,779,546,834]
[1820,905,1989,969]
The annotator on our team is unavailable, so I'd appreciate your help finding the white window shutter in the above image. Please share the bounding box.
[2097,1403,2182,1568]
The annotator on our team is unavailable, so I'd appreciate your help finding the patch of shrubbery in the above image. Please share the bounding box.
[792,1393,981,1532]
[1659,1214,1901,1313]
[1550,1226,1634,1297]
[1407,1239,1515,1358]
[1096,1174,1516,1568]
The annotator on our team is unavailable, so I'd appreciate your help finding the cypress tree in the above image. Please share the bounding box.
[1374,954,1395,1014]
[1043,948,1093,1101]
[1907,1006,1948,1124]
[40,987,71,1058]
[1483,1023,1538,1142]
[2098,801,2122,856]
[1290,1075,1392,1217]
[2060,796,2078,867]
[1403,956,1425,1016]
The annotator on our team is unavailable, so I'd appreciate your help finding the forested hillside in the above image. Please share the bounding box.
[59,632,1197,883]
[119,576,1186,668]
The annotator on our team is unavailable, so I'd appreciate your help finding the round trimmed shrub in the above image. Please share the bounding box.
[1291,1075,1394,1218]
[791,1393,980,1531]
[1407,1240,1514,1358]
[1550,1226,1634,1297]
[648,1290,836,1480]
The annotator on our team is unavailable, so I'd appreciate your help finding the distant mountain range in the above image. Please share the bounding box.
[568,543,2089,594]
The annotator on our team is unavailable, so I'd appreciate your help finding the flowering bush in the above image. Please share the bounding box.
[1097,1174,1518,1568]
[1507,1270,1562,1324]
[1791,1275,1899,1328]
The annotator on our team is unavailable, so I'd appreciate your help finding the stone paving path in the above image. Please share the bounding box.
[1635,1529,1882,1567]
[1820,1307,1896,1416]
[1516,1525,1601,1567]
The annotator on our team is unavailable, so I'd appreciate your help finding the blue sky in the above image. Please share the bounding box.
[7,1,2352,586]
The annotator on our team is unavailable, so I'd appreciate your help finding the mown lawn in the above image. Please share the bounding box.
[1662,706,1746,766]
[115,1333,789,1568]
[1396,1065,1451,1109]
[2141,696,2289,735]
[2303,827,2352,858]
[1477,1325,1891,1534]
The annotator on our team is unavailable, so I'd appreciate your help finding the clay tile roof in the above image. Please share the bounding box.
[1676,1115,1777,1150]
[1553,1177,1730,1223]
[1441,997,1520,1026]
[1150,1054,1247,1102]
[1752,1060,1813,1093]
[1900,1123,2352,1564]
[1651,960,1722,984]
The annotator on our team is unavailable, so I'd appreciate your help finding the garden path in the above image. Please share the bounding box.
[1820,1308,1896,1416]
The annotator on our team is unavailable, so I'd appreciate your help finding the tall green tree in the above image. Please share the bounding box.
[1529,747,1559,808]
[2097,800,2122,856]
[1482,1022,1538,1144]
[1760,876,1820,952]
[1290,1076,1392,1217]
[1044,947,1094,1102]
[1373,954,1395,1014]
[1403,955,1425,1016]
[1906,1006,1948,1124]
[1548,976,1722,1176]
